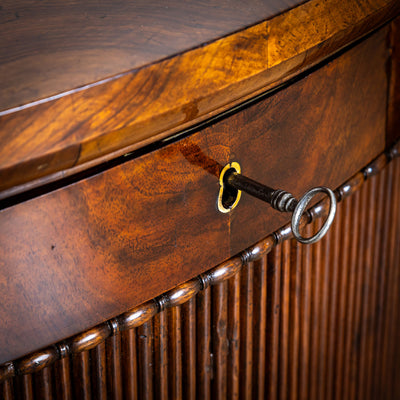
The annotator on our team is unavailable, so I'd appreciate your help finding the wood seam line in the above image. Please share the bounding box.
[0,138,399,380]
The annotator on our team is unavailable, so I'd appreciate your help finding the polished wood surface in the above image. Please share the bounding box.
[0,29,387,364]
[1,148,399,398]
[1,1,400,398]
[0,0,303,112]
[388,16,400,146]
[0,0,398,195]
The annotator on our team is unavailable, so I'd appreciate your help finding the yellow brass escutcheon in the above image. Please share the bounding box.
[217,162,242,213]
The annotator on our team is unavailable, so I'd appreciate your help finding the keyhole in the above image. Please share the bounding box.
[217,162,242,213]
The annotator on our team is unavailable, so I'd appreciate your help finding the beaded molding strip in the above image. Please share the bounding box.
[0,140,399,382]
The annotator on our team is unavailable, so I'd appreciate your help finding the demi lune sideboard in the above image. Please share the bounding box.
[0,1,400,399]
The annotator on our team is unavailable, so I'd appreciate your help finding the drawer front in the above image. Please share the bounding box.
[0,28,387,363]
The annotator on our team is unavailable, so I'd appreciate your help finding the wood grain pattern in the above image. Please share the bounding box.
[387,16,400,146]
[225,26,387,255]
[0,6,398,399]
[0,142,399,399]
[0,0,397,195]
[0,29,388,364]
[0,0,302,112]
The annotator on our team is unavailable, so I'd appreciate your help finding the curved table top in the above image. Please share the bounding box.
[0,0,398,197]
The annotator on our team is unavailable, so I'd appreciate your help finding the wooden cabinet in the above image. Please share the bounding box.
[0,1,399,399]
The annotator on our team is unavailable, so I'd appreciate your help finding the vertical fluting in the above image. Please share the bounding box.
[196,287,211,400]
[384,159,400,399]
[376,162,394,397]
[349,191,363,400]
[252,255,267,400]
[317,218,332,400]
[227,273,240,400]
[267,245,281,400]
[106,332,122,400]
[154,311,168,400]
[348,177,368,400]
[239,261,254,400]
[357,179,375,400]
[1,380,13,400]
[279,240,290,400]
[91,341,107,400]
[16,374,34,400]
[121,328,138,400]
[299,225,312,400]
[309,219,322,400]
[370,167,389,399]
[391,159,400,399]
[137,322,153,400]
[34,367,53,400]
[392,159,400,399]
[341,191,361,400]
[54,357,71,400]
[182,298,196,400]
[168,306,182,400]
[334,194,351,400]
[324,200,341,400]
[289,237,302,400]
[212,281,228,400]
[363,176,381,400]
[72,351,91,400]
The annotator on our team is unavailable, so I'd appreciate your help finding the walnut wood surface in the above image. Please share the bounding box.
[388,16,400,146]
[0,0,303,112]
[1,152,399,398]
[0,30,387,364]
[0,0,398,195]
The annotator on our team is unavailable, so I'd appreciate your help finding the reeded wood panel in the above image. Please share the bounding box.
[1,157,399,399]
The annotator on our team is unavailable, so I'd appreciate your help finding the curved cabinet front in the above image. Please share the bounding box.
[0,27,389,365]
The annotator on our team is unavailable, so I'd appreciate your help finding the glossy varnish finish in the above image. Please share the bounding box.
[0,0,398,194]
[388,16,400,146]
[1,154,399,399]
[0,0,303,112]
[0,29,388,364]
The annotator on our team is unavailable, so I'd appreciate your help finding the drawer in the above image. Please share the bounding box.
[0,28,387,363]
